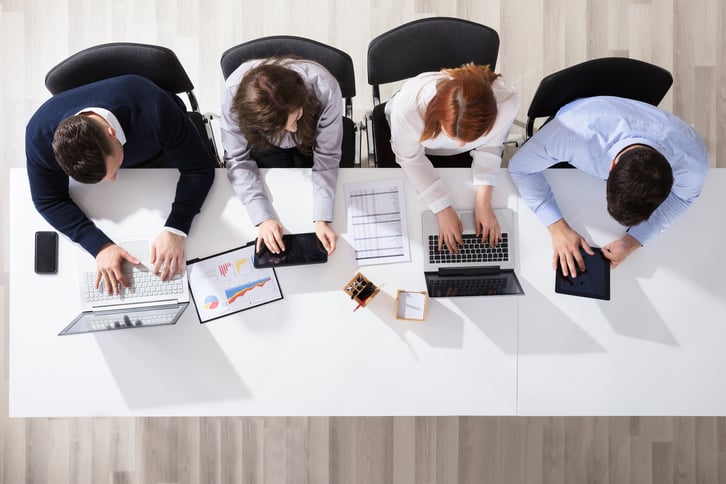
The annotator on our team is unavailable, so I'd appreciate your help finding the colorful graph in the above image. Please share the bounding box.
[225,277,271,304]
[219,262,232,277]
[204,295,219,310]
[234,257,249,274]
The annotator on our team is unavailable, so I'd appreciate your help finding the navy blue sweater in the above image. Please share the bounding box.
[26,75,215,256]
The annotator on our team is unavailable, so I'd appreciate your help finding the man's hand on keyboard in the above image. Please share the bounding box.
[602,234,641,269]
[436,206,464,253]
[95,243,141,295]
[151,230,185,281]
[475,186,501,248]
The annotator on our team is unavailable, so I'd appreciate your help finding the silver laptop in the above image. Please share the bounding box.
[421,209,524,297]
[59,239,190,335]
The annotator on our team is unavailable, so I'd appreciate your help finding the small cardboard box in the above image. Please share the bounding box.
[395,290,428,321]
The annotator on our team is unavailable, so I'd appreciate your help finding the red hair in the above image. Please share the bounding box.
[420,63,500,143]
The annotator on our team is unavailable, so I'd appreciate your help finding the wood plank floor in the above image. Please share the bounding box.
[3,1,726,482]
[3,416,726,483]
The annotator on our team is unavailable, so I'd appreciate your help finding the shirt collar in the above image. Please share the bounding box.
[75,107,127,145]
[607,137,663,162]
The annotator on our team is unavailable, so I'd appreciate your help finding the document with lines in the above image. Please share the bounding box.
[344,179,411,266]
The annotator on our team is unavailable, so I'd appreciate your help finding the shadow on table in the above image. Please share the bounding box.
[95,308,250,410]
[604,255,678,346]
[367,291,467,353]
[449,296,519,354]
[515,280,607,354]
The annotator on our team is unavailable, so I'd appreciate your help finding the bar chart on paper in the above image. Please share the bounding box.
[344,179,411,265]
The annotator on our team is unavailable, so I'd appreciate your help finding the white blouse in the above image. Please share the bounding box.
[386,71,519,213]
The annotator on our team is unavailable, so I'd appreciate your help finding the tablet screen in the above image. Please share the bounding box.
[253,232,328,268]
[555,247,610,300]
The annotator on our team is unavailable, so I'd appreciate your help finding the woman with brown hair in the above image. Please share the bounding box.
[386,63,519,253]
[222,58,342,255]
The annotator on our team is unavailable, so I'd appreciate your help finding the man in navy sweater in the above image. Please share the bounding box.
[26,74,215,294]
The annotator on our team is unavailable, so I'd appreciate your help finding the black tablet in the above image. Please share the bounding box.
[555,247,611,300]
[253,232,328,268]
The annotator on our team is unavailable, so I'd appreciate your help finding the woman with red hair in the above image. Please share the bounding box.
[386,63,518,253]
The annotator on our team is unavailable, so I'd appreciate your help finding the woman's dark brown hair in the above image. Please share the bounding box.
[232,59,321,154]
[420,63,500,143]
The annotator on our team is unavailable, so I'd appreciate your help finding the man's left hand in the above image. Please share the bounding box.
[602,234,641,269]
[150,230,185,281]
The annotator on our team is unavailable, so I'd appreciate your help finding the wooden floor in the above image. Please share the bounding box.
[3,1,726,482]
[3,416,726,483]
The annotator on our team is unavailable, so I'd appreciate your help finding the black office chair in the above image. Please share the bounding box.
[44,42,222,167]
[220,35,359,168]
[365,17,500,167]
[526,57,673,139]
[524,57,673,168]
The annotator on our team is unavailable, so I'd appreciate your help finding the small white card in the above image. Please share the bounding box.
[396,290,428,321]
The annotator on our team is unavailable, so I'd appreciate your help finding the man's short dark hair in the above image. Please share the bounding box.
[52,115,113,183]
[606,146,673,227]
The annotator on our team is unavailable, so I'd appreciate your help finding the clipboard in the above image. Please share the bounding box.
[187,242,283,323]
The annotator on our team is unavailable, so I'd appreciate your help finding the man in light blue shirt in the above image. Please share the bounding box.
[509,96,708,276]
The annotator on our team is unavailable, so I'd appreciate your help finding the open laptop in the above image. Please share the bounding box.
[422,209,524,297]
[59,239,190,335]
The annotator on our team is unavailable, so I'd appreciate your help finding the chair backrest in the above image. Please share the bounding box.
[525,57,673,138]
[45,42,199,110]
[220,36,355,103]
[45,42,221,165]
[367,17,499,102]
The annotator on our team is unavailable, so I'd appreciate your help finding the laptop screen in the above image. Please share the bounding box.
[59,303,188,335]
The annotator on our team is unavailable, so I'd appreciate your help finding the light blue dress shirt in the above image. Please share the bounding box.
[508,96,709,244]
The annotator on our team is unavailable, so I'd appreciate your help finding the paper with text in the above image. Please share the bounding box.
[344,179,411,266]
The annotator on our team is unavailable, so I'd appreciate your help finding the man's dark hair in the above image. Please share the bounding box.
[52,115,113,183]
[606,146,673,227]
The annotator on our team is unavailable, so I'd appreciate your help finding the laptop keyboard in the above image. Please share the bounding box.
[83,270,184,303]
[428,233,509,265]
[429,276,510,297]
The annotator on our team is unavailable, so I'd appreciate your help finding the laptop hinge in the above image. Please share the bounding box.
[93,299,179,312]
[438,266,501,277]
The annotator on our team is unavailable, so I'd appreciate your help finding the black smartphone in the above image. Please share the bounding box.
[34,231,59,274]
[253,232,328,268]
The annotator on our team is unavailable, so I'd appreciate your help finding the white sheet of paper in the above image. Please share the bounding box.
[344,179,411,266]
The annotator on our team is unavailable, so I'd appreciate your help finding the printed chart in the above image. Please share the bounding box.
[187,244,282,323]
[344,179,411,266]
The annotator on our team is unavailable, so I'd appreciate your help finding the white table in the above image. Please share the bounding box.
[9,168,519,416]
[516,169,726,415]
[11,167,726,416]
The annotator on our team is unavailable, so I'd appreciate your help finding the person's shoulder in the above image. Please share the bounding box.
[287,59,342,102]
[291,60,338,85]
[492,76,518,105]
[104,74,162,92]
[226,59,264,85]
[401,71,443,91]
[394,71,441,109]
